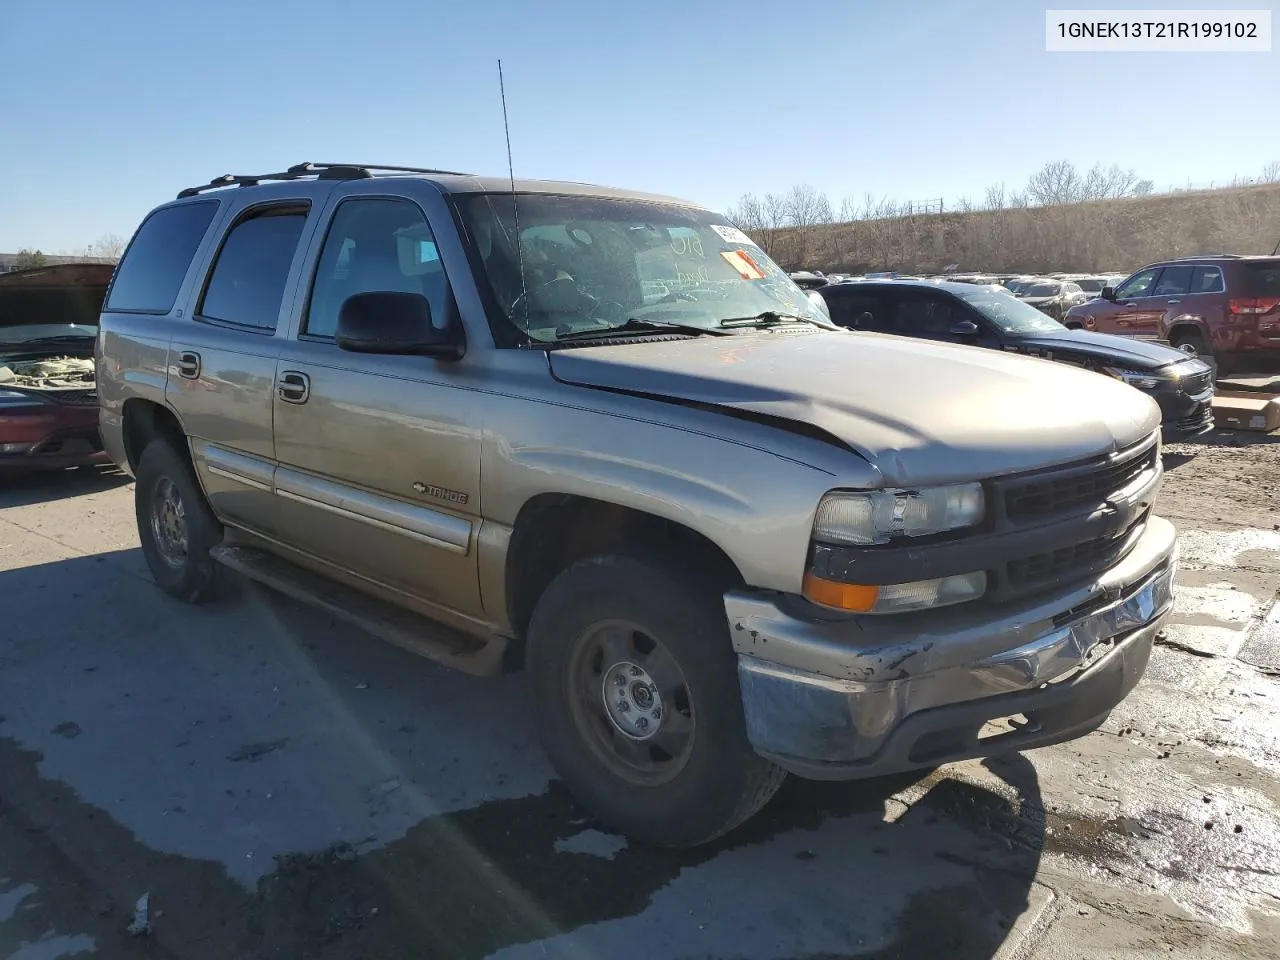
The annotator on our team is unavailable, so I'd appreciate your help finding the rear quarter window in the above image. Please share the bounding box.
[106,201,219,314]
[1239,262,1280,296]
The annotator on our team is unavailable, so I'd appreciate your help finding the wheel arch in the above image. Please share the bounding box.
[503,493,745,643]
[121,398,189,472]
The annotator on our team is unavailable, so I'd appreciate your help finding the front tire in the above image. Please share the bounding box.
[134,438,223,602]
[526,552,785,847]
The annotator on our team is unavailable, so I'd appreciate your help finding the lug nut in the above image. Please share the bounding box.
[617,701,630,712]
[629,666,642,677]
[636,717,649,731]
[614,674,626,687]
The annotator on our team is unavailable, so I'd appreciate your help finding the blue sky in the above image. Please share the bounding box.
[1,0,1276,251]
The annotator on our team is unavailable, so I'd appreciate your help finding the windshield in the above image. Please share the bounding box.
[457,194,826,343]
[1075,278,1104,293]
[957,289,1065,334]
[0,322,97,346]
[1023,282,1062,298]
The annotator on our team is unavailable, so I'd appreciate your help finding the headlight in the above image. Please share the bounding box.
[813,483,985,546]
[0,389,52,408]
[1101,366,1162,390]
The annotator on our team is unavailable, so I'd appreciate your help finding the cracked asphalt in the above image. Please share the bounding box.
[1,429,1278,960]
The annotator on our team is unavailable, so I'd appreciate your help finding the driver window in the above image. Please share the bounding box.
[1114,268,1160,300]
[305,198,448,338]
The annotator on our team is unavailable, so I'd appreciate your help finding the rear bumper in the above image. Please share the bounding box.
[726,515,1176,779]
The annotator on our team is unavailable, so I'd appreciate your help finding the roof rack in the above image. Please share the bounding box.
[176,162,473,199]
[1166,253,1243,261]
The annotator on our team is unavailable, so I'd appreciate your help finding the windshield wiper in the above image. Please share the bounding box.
[718,311,837,330]
[552,318,732,342]
[4,335,96,347]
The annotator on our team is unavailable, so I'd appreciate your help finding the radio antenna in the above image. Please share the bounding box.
[498,59,530,332]
[1272,235,1279,257]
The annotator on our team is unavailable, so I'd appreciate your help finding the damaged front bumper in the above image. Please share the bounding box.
[726,515,1177,780]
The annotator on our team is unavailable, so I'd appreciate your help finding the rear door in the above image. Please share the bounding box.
[1168,264,1225,343]
[1095,267,1163,339]
[166,197,325,537]
[271,187,484,618]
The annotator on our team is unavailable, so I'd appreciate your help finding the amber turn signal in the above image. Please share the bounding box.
[802,572,880,612]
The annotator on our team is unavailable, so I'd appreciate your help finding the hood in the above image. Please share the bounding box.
[0,263,112,330]
[547,330,1159,486]
[1009,330,1190,370]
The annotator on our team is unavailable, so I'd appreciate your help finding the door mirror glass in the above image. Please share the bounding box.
[949,319,980,336]
[1101,285,1117,301]
[336,292,462,358]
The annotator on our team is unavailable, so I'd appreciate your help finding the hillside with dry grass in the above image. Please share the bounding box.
[728,161,1280,274]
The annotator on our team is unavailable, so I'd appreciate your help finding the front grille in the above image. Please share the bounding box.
[1005,516,1145,593]
[1002,439,1157,523]
[1180,369,1212,396]
[50,388,98,406]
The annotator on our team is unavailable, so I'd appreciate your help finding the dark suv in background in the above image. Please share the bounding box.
[1064,255,1280,373]
[817,280,1215,436]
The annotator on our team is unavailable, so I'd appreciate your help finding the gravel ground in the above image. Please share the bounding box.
[1,427,1278,960]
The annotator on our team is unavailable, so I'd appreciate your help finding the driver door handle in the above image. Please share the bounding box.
[177,351,201,380]
[1166,299,1181,304]
[278,371,310,404]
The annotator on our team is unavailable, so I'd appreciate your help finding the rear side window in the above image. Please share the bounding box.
[1190,266,1224,293]
[1240,262,1280,296]
[822,291,886,330]
[106,201,218,314]
[198,206,309,331]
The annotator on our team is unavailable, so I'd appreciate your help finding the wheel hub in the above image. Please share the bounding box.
[602,661,663,740]
[150,477,188,568]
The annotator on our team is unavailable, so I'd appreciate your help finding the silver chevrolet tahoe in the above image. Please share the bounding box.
[97,162,1177,846]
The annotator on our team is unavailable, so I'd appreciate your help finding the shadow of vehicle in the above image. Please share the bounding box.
[0,464,130,508]
[0,548,1045,960]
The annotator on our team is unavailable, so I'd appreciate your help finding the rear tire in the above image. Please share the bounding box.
[134,438,223,602]
[1171,329,1208,358]
[1170,329,1217,376]
[526,552,785,847]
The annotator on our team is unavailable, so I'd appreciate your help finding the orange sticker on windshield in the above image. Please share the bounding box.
[720,249,765,280]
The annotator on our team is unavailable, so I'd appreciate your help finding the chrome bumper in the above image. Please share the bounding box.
[727,515,1177,779]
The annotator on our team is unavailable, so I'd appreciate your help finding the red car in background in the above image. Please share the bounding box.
[0,263,114,472]
[1064,255,1280,374]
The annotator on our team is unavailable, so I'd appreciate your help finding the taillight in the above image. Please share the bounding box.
[1228,297,1280,315]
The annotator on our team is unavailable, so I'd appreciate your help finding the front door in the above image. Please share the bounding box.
[1095,267,1165,340]
[1147,264,1194,341]
[167,201,317,537]
[271,194,484,618]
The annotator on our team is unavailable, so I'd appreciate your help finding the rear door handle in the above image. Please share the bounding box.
[277,371,311,404]
[1166,299,1181,304]
[177,351,201,380]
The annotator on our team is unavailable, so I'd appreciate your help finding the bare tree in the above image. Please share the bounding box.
[983,182,1007,210]
[85,232,126,261]
[12,249,46,270]
[1262,160,1280,183]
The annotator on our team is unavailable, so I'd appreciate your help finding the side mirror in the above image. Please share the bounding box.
[335,292,462,359]
[1101,286,1117,301]
[949,320,980,336]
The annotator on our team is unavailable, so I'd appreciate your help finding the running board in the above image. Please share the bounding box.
[210,544,506,677]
